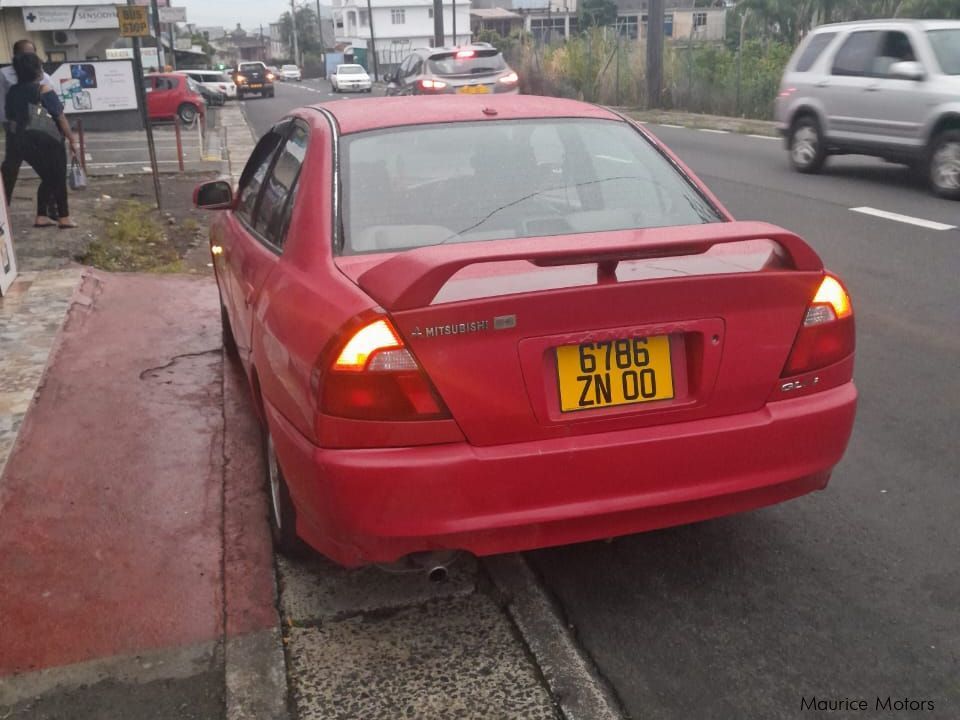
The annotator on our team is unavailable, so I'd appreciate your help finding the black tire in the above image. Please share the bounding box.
[263,428,307,557]
[220,299,238,357]
[178,103,198,125]
[928,129,960,200]
[789,115,827,174]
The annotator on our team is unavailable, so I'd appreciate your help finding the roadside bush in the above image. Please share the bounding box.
[506,33,793,120]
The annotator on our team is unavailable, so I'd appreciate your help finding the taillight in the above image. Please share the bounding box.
[321,318,451,421]
[498,72,519,84]
[782,275,855,377]
[419,78,447,91]
[456,50,475,58]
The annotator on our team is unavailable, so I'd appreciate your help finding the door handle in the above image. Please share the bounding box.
[815,80,829,87]
[865,84,881,91]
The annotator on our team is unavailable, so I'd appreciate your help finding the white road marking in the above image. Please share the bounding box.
[850,207,956,231]
[748,134,778,140]
[699,128,728,134]
[659,123,685,129]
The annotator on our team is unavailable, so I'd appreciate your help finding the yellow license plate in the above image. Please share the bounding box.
[556,336,674,412]
[457,85,490,94]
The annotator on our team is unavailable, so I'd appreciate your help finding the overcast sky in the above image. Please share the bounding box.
[182,0,312,32]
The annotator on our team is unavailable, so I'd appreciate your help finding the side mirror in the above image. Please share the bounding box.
[194,180,233,210]
[889,61,925,81]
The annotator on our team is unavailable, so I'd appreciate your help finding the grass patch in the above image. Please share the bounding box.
[82,201,184,273]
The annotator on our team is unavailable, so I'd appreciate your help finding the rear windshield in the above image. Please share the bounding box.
[928,29,960,75]
[339,66,365,75]
[340,119,722,255]
[427,51,506,76]
[794,32,836,72]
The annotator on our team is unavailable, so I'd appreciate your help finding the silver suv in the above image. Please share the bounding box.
[775,20,960,199]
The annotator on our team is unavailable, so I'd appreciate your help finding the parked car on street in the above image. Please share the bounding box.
[775,19,960,199]
[233,61,275,99]
[281,64,302,82]
[385,45,519,96]
[194,95,857,569]
[144,72,206,124]
[179,69,237,100]
[330,64,371,93]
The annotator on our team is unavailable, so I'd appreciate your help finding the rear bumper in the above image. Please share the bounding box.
[266,383,857,567]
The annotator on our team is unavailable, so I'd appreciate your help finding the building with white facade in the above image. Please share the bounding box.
[333,0,472,71]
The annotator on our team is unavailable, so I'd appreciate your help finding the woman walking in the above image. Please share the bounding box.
[5,52,78,228]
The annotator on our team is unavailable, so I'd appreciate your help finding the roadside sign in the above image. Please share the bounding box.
[158,6,187,23]
[116,5,149,37]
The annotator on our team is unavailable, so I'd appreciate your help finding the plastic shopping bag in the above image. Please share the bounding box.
[68,159,87,191]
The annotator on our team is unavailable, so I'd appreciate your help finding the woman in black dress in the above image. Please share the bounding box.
[5,52,78,228]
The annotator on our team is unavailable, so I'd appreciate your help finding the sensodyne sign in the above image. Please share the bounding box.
[22,5,119,31]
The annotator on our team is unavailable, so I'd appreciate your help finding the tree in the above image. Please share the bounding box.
[579,0,618,29]
[279,3,320,57]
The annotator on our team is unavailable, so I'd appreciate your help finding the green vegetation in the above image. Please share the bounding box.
[82,201,183,273]
[482,0,960,120]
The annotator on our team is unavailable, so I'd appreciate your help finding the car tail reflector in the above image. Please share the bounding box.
[323,318,451,421]
[498,72,519,84]
[782,274,855,377]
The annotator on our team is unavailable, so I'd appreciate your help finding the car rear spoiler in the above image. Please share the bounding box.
[356,221,823,311]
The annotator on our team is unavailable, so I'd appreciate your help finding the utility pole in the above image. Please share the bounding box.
[290,0,300,65]
[432,0,444,47]
[645,0,664,109]
[129,0,162,211]
[316,0,326,75]
[452,0,456,46]
[149,0,165,69]
[366,0,379,80]
[168,23,177,70]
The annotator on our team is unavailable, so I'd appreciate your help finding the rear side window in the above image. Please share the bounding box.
[255,124,309,248]
[236,128,285,225]
[427,50,506,76]
[831,31,881,76]
[795,32,836,72]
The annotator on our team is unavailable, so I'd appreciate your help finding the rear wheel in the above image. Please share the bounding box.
[178,103,198,125]
[789,115,827,174]
[264,428,306,556]
[928,130,960,200]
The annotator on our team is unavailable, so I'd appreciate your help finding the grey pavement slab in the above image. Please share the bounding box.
[285,593,559,720]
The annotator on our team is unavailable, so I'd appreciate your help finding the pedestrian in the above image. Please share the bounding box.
[0,39,55,205]
[5,52,78,228]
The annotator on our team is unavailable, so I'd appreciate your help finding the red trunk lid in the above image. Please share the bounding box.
[336,222,824,447]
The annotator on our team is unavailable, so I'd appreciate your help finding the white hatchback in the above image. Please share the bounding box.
[331,64,372,93]
[180,70,237,99]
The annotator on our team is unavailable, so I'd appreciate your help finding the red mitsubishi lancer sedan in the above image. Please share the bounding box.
[195,96,857,568]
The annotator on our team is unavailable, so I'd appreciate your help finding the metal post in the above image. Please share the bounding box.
[645,0,664,109]
[452,0,456,46]
[316,0,326,74]
[168,25,177,70]
[432,0,444,47]
[174,117,184,172]
[290,0,300,65]
[615,33,620,106]
[366,0,379,81]
[150,0,165,69]
[736,10,749,116]
[129,1,163,212]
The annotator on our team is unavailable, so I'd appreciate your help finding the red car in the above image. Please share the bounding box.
[195,96,857,569]
[144,72,206,124]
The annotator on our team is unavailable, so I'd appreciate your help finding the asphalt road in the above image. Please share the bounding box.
[242,91,959,718]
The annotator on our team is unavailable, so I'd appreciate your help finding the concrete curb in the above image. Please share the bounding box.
[484,555,627,720]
